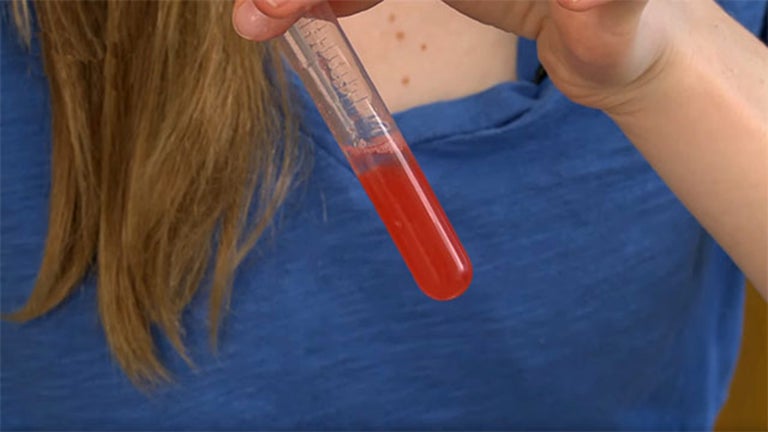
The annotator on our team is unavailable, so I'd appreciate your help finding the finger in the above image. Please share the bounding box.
[233,0,297,41]
[556,0,615,13]
[251,0,321,19]
[233,0,381,41]
[545,0,653,78]
[442,1,549,38]
[252,0,379,18]
[442,0,517,32]
[550,0,649,39]
[555,0,649,23]
[329,1,381,17]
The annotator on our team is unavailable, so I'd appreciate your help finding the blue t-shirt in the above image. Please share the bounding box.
[2,2,766,430]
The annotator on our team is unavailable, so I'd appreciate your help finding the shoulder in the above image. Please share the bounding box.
[716,0,767,38]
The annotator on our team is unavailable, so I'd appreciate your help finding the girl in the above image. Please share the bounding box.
[3,0,767,429]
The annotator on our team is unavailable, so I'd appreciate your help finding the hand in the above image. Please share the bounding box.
[231,0,684,112]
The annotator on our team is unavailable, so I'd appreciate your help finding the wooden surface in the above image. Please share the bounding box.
[716,284,767,431]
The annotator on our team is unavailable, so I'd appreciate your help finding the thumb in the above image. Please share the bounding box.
[547,0,651,67]
[232,0,302,41]
[233,0,381,41]
[557,0,644,12]
[553,0,649,28]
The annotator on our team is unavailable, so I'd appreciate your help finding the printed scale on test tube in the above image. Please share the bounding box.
[278,2,473,300]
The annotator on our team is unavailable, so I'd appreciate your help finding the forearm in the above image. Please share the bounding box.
[607,2,768,296]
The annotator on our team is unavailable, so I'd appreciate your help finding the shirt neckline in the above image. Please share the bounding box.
[287,38,547,148]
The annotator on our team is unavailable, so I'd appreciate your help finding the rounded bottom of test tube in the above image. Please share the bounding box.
[419,265,473,301]
[347,135,473,301]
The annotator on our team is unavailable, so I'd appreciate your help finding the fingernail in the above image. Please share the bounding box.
[233,0,270,40]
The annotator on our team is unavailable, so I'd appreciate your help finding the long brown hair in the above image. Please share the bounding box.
[8,0,298,385]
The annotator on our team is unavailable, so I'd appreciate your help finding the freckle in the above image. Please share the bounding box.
[395,31,405,41]
[388,13,396,23]
[420,43,427,51]
[401,75,410,86]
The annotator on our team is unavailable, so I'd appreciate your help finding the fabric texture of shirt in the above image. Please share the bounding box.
[2,2,766,429]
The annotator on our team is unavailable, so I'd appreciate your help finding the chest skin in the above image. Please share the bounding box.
[339,0,518,113]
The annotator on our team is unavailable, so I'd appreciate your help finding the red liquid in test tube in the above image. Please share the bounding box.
[279,3,473,299]
[346,134,472,300]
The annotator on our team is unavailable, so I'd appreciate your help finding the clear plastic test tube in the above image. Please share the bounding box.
[278,2,472,300]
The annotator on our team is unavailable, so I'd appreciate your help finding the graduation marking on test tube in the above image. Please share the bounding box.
[279,2,472,300]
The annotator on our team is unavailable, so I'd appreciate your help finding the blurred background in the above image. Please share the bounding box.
[716,283,767,430]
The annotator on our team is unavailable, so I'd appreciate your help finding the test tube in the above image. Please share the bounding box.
[278,2,472,300]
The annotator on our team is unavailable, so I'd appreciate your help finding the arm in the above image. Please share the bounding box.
[605,2,768,296]
[234,0,768,296]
